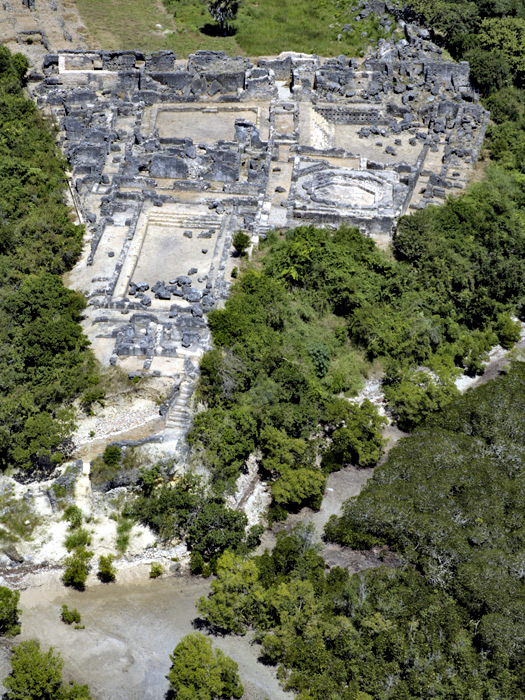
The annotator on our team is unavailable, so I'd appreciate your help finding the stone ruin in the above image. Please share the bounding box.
[26,25,488,447]
[0,0,90,63]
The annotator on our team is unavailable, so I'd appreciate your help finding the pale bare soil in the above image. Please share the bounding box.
[8,569,292,700]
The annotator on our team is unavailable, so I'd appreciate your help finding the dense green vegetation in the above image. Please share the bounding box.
[4,640,93,700]
[326,362,525,666]
[125,469,263,570]
[167,633,243,700]
[0,585,20,636]
[97,554,117,583]
[1,1,523,695]
[189,175,524,511]
[0,47,95,474]
[62,547,93,590]
[198,524,525,700]
[189,2,525,679]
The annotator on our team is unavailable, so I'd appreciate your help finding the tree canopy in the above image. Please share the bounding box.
[167,633,243,700]
[3,640,93,700]
[0,46,96,474]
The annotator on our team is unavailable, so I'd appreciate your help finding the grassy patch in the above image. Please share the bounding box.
[90,455,121,487]
[116,516,133,553]
[74,0,394,57]
[231,0,392,56]
[74,0,178,51]
[0,489,40,544]
[64,527,92,552]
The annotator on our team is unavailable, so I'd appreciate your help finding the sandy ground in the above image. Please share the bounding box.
[9,568,292,700]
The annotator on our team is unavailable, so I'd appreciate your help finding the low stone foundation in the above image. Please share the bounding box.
[27,26,488,444]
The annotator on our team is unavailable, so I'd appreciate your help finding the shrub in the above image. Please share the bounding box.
[115,516,133,553]
[62,548,93,590]
[190,551,211,577]
[63,505,83,530]
[97,554,116,583]
[186,501,249,564]
[102,445,121,467]
[495,313,521,349]
[0,586,20,636]
[125,474,202,541]
[52,484,67,499]
[232,231,251,256]
[168,633,243,700]
[149,562,164,579]
[64,528,91,552]
[60,604,81,625]
[3,639,93,699]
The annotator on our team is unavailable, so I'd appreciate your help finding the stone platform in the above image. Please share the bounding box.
[28,28,488,445]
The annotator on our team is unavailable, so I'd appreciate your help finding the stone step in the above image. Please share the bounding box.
[148,213,220,229]
[165,380,194,430]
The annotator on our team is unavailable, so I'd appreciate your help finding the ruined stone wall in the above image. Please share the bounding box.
[25,25,488,447]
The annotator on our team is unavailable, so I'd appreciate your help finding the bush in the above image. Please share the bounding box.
[60,604,81,625]
[126,474,201,541]
[62,548,93,590]
[116,516,133,553]
[186,501,249,563]
[97,554,116,583]
[64,527,91,552]
[0,586,20,636]
[149,562,164,579]
[190,551,211,577]
[168,633,243,700]
[232,230,251,256]
[382,364,460,432]
[102,445,122,467]
[3,639,93,700]
[495,313,521,348]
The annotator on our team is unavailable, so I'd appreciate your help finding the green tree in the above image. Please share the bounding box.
[186,501,248,563]
[322,399,386,470]
[167,633,243,700]
[3,640,93,700]
[208,0,239,36]
[102,444,121,467]
[232,230,251,256]
[477,17,525,84]
[197,551,264,633]
[4,641,62,700]
[3,639,92,700]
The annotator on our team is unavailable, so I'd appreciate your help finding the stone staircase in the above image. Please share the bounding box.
[164,379,194,435]
[147,211,221,230]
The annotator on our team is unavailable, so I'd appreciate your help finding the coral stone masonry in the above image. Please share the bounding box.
[22,25,488,447]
